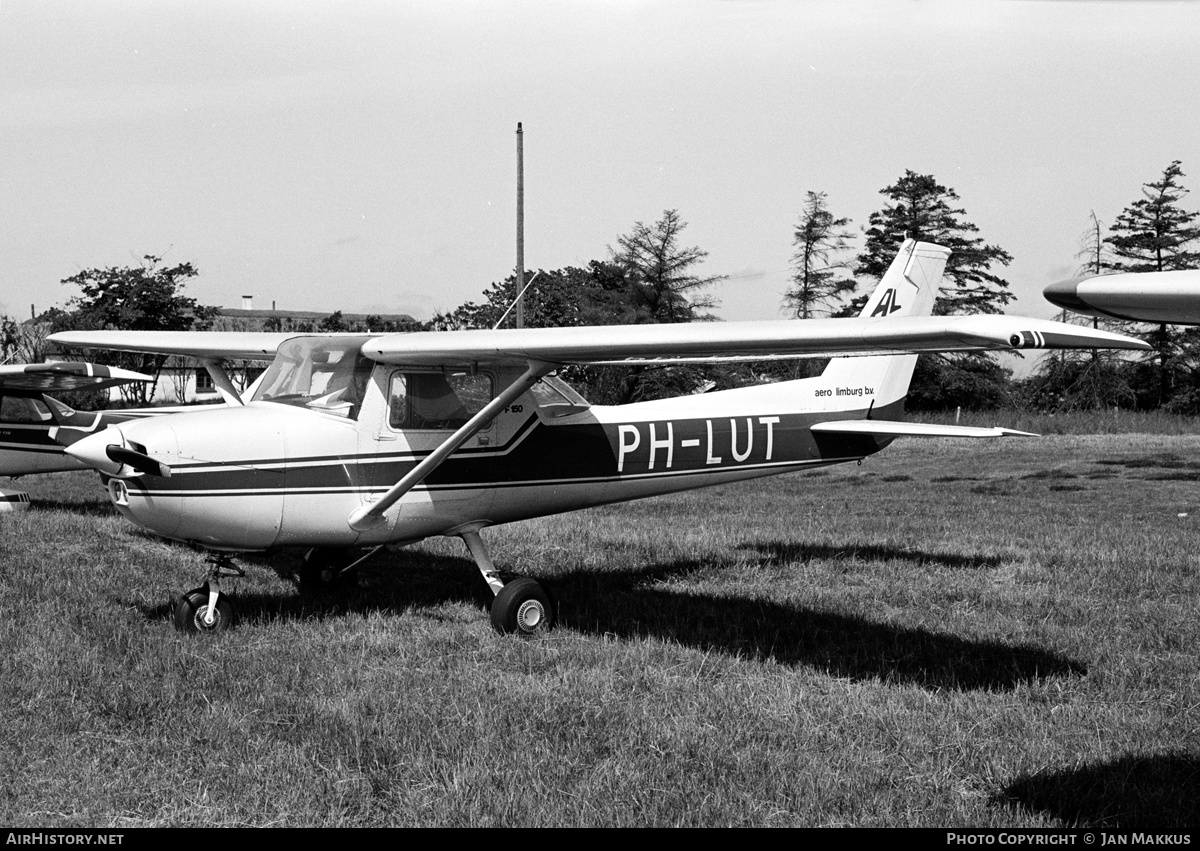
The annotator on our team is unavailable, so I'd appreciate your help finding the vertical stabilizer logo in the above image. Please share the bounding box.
[870,288,902,317]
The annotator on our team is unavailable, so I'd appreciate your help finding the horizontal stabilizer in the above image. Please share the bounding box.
[811,420,1037,439]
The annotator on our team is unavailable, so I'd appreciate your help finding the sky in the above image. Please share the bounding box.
[3,0,1199,344]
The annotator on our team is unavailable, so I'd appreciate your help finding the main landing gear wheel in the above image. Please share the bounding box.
[489,577,555,637]
[174,586,236,634]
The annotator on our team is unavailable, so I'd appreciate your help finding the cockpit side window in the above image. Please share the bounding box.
[388,372,494,431]
[0,395,53,424]
[530,376,590,415]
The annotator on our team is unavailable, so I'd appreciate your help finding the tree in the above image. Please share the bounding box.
[1025,211,1138,412]
[433,210,731,405]
[856,170,1014,315]
[1077,210,1114,276]
[785,191,856,319]
[52,256,217,404]
[430,262,636,332]
[1,315,19,364]
[609,209,724,323]
[1104,162,1200,407]
[851,171,1016,410]
[1105,161,1200,273]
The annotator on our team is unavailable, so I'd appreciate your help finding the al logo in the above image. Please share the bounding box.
[870,288,902,317]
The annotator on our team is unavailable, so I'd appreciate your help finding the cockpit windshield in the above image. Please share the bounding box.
[252,336,375,419]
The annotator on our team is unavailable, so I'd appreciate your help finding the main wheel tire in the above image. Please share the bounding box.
[489,578,555,637]
[298,548,359,596]
[174,586,236,634]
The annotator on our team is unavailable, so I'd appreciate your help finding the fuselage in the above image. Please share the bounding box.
[78,359,898,551]
[0,394,148,477]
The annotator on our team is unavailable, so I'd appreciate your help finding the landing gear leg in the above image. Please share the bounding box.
[174,553,244,634]
[458,529,555,637]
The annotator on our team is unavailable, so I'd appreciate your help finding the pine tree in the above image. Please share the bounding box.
[609,209,723,324]
[1104,161,1200,408]
[1105,161,1200,272]
[785,191,856,319]
[856,171,1013,315]
[854,171,1015,410]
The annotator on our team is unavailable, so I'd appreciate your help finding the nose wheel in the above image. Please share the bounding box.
[174,586,235,633]
[172,553,243,634]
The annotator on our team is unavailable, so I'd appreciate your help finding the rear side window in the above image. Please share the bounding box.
[0,396,53,424]
[388,372,493,430]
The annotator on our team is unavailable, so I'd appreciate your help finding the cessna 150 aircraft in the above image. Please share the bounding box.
[50,241,1149,637]
[1045,269,1200,325]
[0,361,154,478]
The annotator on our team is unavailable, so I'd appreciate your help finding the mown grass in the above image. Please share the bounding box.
[1,432,1198,827]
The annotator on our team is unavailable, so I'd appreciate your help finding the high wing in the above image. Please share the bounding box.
[360,313,1149,368]
[49,313,1151,371]
[0,362,153,394]
[1045,269,1200,325]
[46,331,305,361]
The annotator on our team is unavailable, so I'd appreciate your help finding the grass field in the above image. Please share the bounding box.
[1,428,1198,827]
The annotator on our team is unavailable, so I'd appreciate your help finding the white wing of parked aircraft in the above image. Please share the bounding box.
[49,240,1149,637]
[0,361,152,393]
[1044,269,1200,325]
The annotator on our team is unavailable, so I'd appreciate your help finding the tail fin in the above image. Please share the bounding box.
[819,240,950,411]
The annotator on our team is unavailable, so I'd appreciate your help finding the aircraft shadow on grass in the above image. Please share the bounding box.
[747,540,1006,571]
[993,751,1200,830]
[136,540,1083,693]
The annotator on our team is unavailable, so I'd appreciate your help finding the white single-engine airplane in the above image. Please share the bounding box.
[0,361,154,478]
[50,241,1148,636]
[1045,269,1200,325]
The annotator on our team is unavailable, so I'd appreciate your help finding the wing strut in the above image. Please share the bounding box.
[347,360,555,531]
[200,358,245,406]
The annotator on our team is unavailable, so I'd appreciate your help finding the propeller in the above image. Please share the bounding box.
[105,445,172,478]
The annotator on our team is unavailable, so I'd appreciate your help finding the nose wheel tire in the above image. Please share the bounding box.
[489,578,555,637]
[174,586,236,634]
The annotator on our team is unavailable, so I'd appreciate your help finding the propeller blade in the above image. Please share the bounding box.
[105,445,172,478]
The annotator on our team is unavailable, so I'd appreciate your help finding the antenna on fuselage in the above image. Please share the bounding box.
[492,270,541,330]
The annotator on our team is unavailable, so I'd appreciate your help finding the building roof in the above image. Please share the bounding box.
[217,307,417,324]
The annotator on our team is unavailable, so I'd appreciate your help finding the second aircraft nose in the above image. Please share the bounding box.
[63,427,128,476]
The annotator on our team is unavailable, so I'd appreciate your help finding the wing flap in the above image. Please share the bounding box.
[811,420,1037,439]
